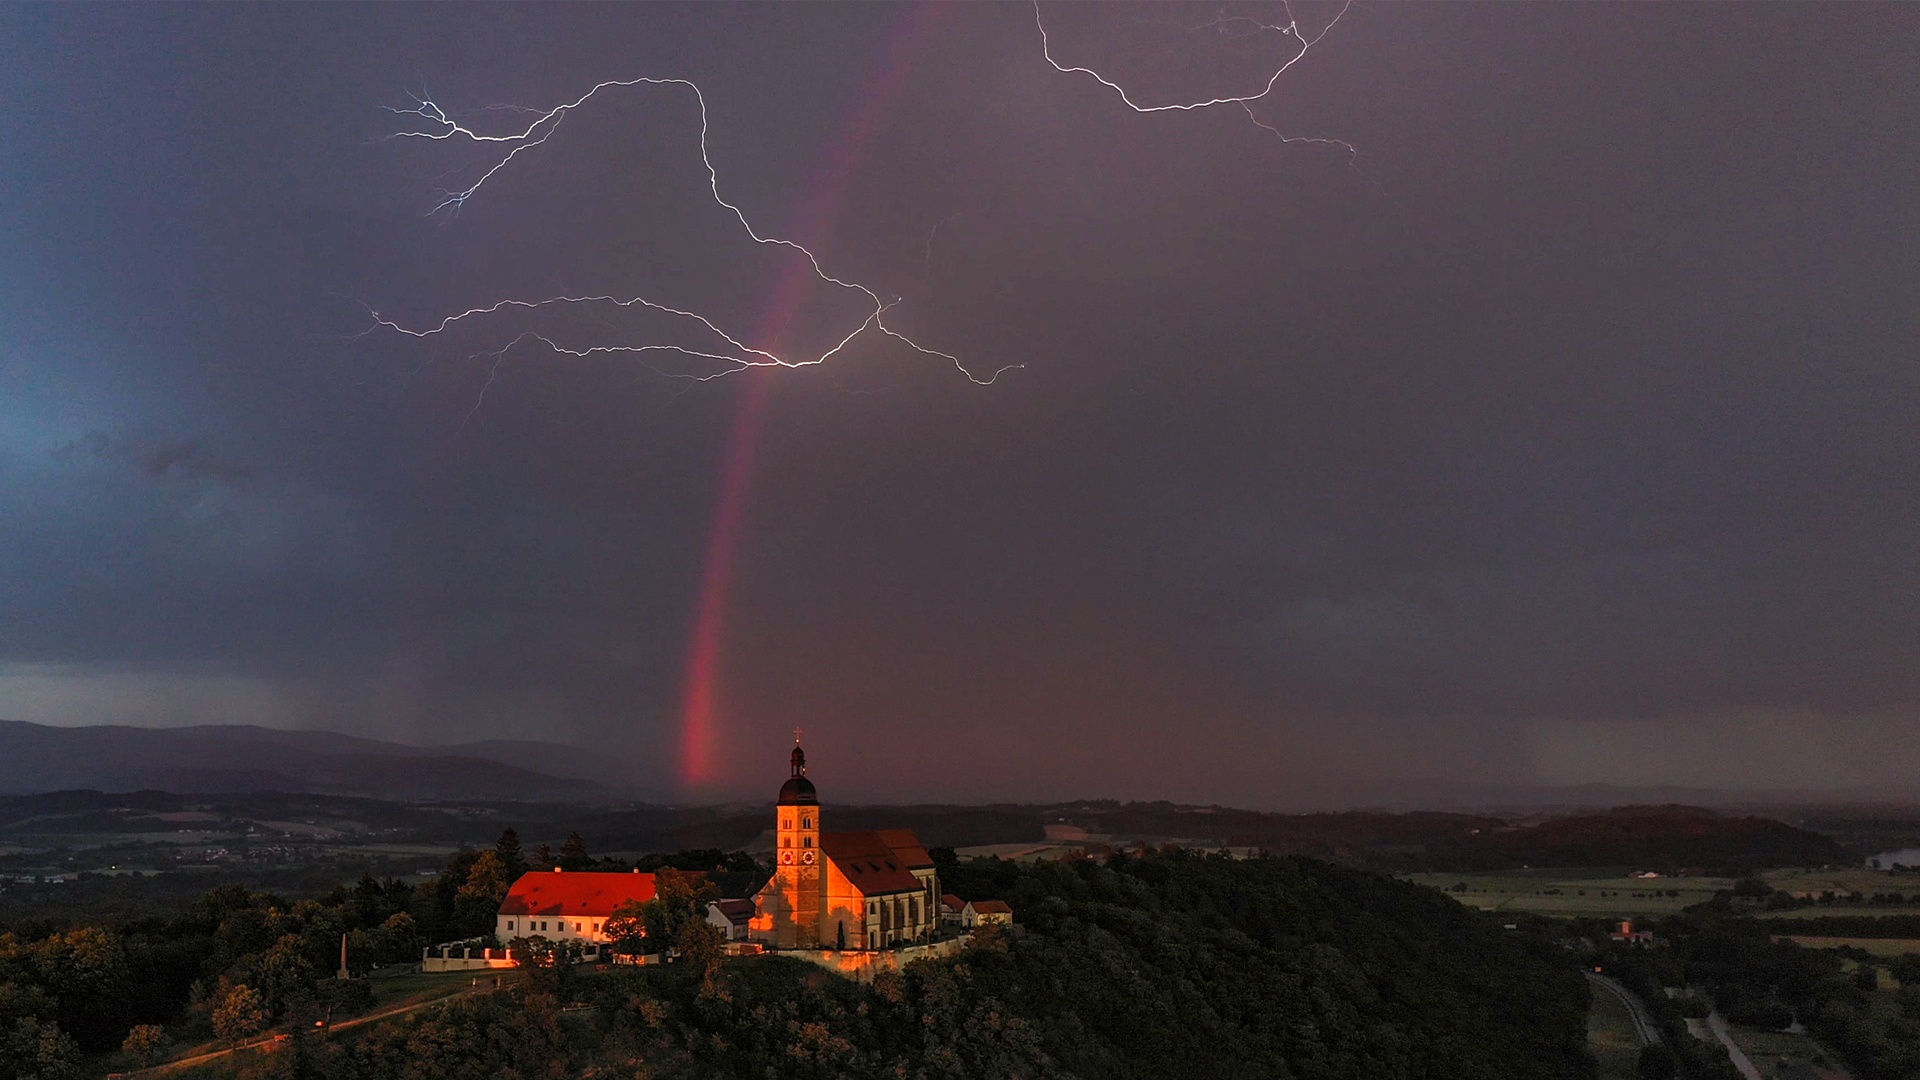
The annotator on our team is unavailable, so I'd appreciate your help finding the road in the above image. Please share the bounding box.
[126,979,501,1077]
[1585,972,1662,1047]
[1702,1011,1764,1080]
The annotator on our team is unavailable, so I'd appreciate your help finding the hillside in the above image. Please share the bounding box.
[1465,805,1848,871]
[231,852,1592,1080]
[1043,801,1845,872]
[0,720,616,801]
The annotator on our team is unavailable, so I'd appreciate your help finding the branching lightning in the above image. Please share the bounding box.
[368,79,1021,390]
[1034,0,1357,155]
[370,5,1361,404]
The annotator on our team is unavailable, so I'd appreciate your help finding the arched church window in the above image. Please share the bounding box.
[782,837,790,848]
[802,817,811,829]
[803,836,812,848]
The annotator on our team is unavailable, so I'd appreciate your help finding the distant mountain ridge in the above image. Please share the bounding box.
[0,720,635,802]
[1352,778,1920,813]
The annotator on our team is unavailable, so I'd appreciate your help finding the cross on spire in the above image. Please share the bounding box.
[794,726,802,744]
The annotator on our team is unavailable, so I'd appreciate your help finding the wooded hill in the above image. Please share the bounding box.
[1041,802,1846,873]
[253,851,1593,1080]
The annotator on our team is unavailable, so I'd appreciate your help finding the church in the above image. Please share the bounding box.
[751,741,940,950]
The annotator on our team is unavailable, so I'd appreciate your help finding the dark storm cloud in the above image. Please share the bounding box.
[0,3,1916,803]
[142,439,253,487]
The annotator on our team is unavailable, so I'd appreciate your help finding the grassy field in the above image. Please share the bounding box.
[955,842,1072,862]
[1403,870,1731,918]
[1586,983,1643,1080]
[1720,1022,1852,1080]
[1775,935,1920,958]
[1763,867,1918,898]
[367,968,494,1010]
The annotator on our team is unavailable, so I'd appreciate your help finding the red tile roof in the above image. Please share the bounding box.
[970,900,1012,915]
[941,893,967,913]
[821,831,925,895]
[872,828,934,869]
[498,870,656,917]
[708,898,755,926]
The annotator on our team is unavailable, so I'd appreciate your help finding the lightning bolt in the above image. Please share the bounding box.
[1034,0,1358,155]
[368,79,1021,390]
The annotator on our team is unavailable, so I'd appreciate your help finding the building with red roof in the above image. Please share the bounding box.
[706,897,756,941]
[968,899,1013,927]
[752,741,941,950]
[940,893,968,925]
[495,868,656,945]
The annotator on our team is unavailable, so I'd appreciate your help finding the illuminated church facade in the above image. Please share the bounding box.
[750,742,940,950]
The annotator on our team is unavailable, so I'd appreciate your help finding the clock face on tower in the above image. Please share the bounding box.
[779,850,794,865]
[801,850,816,865]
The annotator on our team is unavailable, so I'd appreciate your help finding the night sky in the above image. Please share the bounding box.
[3,3,1916,806]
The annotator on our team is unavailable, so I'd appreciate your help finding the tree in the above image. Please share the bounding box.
[676,917,725,968]
[641,872,719,951]
[930,846,961,880]
[459,850,513,903]
[603,900,649,955]
[374,911,421,966]
[249,933,317,1013]
[121,1023,167,1067]
[558,832,592,872]
[508,937,583,996]
[453,850,514,939]
[342,874,390,930]
[1636,1044,1677,1080]
[212,983,270,1042]
[494,827,527,879]
[1891,954,1920,988]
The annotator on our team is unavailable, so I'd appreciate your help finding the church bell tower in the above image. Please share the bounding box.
[775,736,821,947]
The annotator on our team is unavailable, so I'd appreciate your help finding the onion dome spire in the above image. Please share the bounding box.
[779,731,817,805]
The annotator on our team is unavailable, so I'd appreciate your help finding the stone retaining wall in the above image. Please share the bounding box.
[782,935,972,983]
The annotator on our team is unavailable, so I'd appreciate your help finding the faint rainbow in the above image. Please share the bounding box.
[679,4,953,787]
